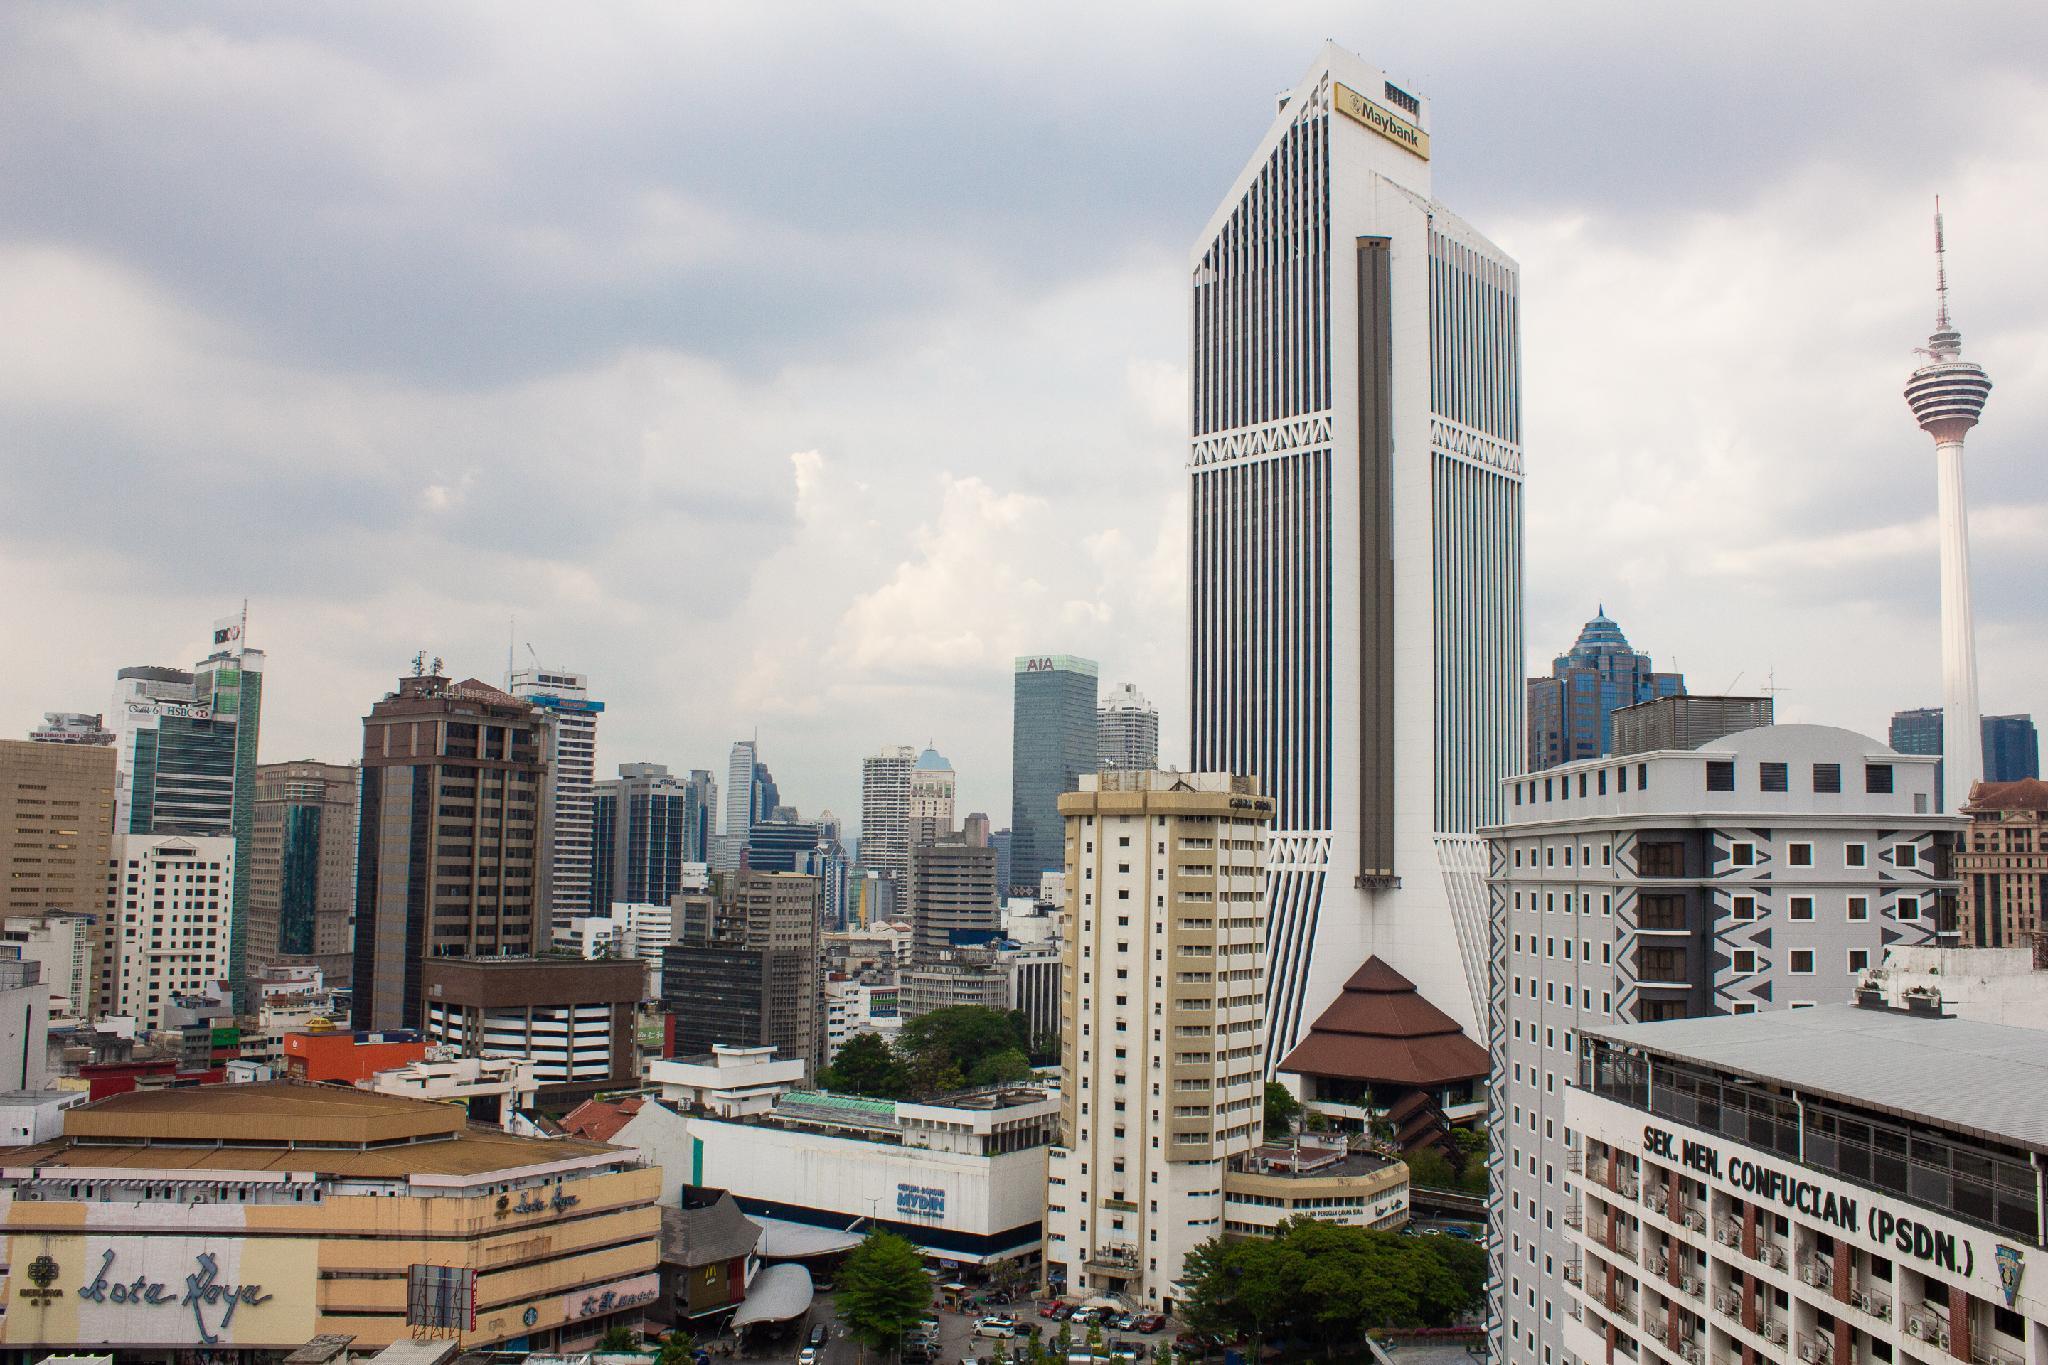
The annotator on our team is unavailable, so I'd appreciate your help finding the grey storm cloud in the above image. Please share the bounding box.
[1,0,2044,827]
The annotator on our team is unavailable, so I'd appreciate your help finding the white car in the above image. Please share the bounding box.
[798,1350,819,1365]
[974,1319,1019,1340]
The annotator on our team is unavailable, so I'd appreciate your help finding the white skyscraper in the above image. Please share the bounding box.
[1903,202,1993,815]
[1097,682,1160,771]
[1188,45,1523,1061]
[860,744,917,884]
[509,666,602,921]
[714,738,759,872]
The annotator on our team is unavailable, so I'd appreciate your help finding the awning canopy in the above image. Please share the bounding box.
[731,1264,815,1328]
[748,1215,865,1260]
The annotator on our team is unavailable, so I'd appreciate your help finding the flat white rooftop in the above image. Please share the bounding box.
[1586,1004,2048,1153]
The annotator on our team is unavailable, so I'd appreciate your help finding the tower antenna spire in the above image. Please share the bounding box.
[1934,195,1951,333]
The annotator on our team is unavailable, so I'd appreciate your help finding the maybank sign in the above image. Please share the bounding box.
[1333,84,1429,161]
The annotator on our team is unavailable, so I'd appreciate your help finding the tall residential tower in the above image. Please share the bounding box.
[1188,46,1521,1059]
[509,666,603,922]
[1010,655,1098,893]
[1903,202,1993,815]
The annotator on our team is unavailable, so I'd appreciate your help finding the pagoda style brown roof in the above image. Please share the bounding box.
[1276,957,1489,1087]
[1966,779,2048,814]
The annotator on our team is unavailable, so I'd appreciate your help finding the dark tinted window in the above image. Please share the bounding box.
[1813,763,1842,794]
[1865,764,1894,794]
[1760,762,1789,793]
[1706,761,1736,792]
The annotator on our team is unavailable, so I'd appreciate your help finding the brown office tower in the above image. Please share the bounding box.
[1,739,115,1014]
[422,956,642,1109]
[661,870,821,1073]
[1957,778,2048,947]
[353,674,549,1031]
[0,739,116,921]
[248,760,359,980]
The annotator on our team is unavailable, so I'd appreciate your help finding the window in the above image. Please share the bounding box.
[1730,842,1756,868]
[1637,763,1648,789]
[1790,949,1815,974]
[1897,896,1921,921]
[1813,762,1842,794]
[1731,895,1756,920]
[1788,842,1813,867]
[1848,949,1871,973]
[1846,842,1867,868]
[1760,761,1789,793]
[1706,761,1736,792]
[1732,950,1756,974]
[1790,896,1814,921]
[1865,763,1894,794]
[1733,1002,1757,1015]
[1894,844,1919,869]
[1848,896,1869,922]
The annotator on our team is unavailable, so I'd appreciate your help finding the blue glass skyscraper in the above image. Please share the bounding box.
[1009,654,1097,891]
[1525,608,1684,769]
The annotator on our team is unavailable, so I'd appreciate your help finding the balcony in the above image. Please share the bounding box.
[1798,1256,1834,1290]
[1593,1228,1637,1263]
[1713,1219,1741,1248]
[1971,1342,2023,1365]
[1563,1260,1583,1287]
[1084,1243,1140,1275]
[1568,1149,1586,1174]
[1564,1206,1584,1230]
[1756,1315,1789,1347]
[1754,1238,1788,1271]
[1795,1333,1829,1365]
[1714,1290,1744,1320]
[1677,1273,1703,1300]
[1681,1205,1707,1232]
[1849,1287,1892,1322]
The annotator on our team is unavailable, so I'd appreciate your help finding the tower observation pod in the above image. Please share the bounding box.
[1902,200,1993,813]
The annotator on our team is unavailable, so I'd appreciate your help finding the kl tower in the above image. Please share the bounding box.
[1903,200,1994,812]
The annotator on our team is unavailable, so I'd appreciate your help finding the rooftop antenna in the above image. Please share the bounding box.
[1934,196,1951,333]
[1723,671,1744,694]
[507,617,515,687]
[411,651,427,677]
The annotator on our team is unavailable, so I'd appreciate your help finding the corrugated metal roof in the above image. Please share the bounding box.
[1587,1005,2048,1152]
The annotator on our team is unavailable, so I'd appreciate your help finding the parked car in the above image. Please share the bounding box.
[975,1319,1019,1340]
[1040,1300,1066,1319]
[1070,1308,1101,1326]
[1111,1314,1138,1332]
[798,1350,819,1365]
[809,1325,829,1348]
[1133,1315,1166,1334]
[1053,1303,1078,1321]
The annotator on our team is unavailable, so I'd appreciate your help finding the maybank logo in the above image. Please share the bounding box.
[1334,83,1429,161]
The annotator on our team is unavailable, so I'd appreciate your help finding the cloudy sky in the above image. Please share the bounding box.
[3,3,2044,829]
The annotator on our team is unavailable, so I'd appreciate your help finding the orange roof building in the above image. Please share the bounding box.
[1276,957,1488,1155]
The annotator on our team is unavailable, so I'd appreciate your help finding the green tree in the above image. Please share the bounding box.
[598,1325,640,1351]
[838,1230,932,1354]
[821,1031,909,1098]
[897,1005,1032,1090]
[658,1335,697,1365]
[1262,1081,1302,1138]
[968,1047,1033,1086]
[1403,1145,1456,1190]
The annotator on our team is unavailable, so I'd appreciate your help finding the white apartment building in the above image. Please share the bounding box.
[910,747,957,847]
[1,911,94,1024]
[1565,1006,2045,1365]
[1188,45,1524,1068]
[1484,725,1963,1365]
[824,977,901,1063]
[554,900,672,996]
[363,1052,539,1124]
[861,745,917,885]
[105,832,235,1031]
[509,666,602,919]
[1045,771,1274,1311]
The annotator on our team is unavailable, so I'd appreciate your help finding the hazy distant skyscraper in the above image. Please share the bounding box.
[592,762,713,911]
[860,745,916,885]
[1525,608,1684,769]
[1009,655,1097,892]
[248,760,358,975]
[1890,707,2039,800]
[909,745,957,846]
[1187,45,1521,1068]
[509,665,603,921]
[1096,682,1159,771]
[1904,202,1994,813]
[714,739,759,871]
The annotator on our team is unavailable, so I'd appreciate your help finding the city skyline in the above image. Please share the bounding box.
[2,6,2046,841]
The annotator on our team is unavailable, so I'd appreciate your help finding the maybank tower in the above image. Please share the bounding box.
[1189,45,1521,1062]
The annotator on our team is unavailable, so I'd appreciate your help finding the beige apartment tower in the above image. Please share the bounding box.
[1044,771,1273,1311]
